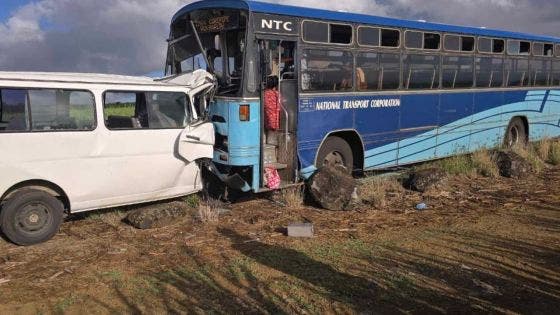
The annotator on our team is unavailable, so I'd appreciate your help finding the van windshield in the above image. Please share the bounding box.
[166,9,247,96]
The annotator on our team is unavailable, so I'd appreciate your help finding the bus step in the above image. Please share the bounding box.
[265,162,288,170]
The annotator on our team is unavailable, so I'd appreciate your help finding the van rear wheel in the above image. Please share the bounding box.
[316,136,353,174]
[0,189,64,246]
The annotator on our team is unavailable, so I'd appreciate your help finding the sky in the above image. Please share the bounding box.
[0,0,559,77]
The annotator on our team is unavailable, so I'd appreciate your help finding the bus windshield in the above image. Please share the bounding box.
[166,9,247,96]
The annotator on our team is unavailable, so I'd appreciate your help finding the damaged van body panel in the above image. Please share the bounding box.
[0,71,217,215]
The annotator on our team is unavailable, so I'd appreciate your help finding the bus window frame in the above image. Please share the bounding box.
[555,44,560,57]
[440,52,476,90]
[404,30,442,51]
[0,87,97,134]
[357,25,401,49]
[443,34,475,53]
[477,37,505,55]
[301,20,354,46]
[507,39,532,56]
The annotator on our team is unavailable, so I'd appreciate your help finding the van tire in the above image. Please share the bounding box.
[0,189,64,246]
[316,136,354,174]
[504,117,528,148]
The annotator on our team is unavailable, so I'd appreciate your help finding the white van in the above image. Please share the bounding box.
[0,71,216,245]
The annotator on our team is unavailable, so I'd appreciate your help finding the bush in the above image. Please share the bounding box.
[278,187,304,209]
[549,141,560,165]
[359,177,403,208]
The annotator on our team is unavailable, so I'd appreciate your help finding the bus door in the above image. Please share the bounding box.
[259,39,298,187]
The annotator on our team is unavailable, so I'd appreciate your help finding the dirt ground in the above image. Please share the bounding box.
[1,166,559,314]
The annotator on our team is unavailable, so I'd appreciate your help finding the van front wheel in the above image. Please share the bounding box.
[0,189,64,246]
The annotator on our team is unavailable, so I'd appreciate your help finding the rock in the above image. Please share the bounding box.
[495,150,532,178]
[307,166,357,211]
[287,223,314,238]
[126,201,188,229]
[407,168,447,193]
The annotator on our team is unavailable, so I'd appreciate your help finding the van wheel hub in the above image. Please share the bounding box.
[17,203,51,233]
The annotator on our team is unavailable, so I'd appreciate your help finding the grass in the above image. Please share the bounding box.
[197,199,220,224]
[471,149,500,178]
[359,176,403,208]
[435,154,477,176]
[512,144,545,173]
[278,187,304,208]
[183,194,201,208]
[535,138,560,166]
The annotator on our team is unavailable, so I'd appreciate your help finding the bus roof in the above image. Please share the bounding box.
[172,0,560,44]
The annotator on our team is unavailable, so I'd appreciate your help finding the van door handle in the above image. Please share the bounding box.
[186,135,201,141]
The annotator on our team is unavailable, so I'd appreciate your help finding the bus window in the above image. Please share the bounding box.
[508,40,531,55]
[476,57,504,88]
[530,59,551,86]
[406,31,440,50]
[302,21,329,43]
[0,89,28,132]
[104,91,188,130]
[405,31,422,49]
[330,24,352,44]
[442,56,474,88]
[479,38,504,54]
[356,52,380,90]
[404,54,440,89]
[301,49,354,92]
[556,44,560,57]
[381,29,400,47]
[505,58,529,87]
[380,53,401,89]
[444,35,475,52]
[553,61,560,86]
[544,44,554,57]
[358,27,380,47]
[533,43,544,56]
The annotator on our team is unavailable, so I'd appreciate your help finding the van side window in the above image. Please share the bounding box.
[104,91,188,130]
[0,89,95,132]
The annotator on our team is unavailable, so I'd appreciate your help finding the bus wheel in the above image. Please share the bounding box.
[317,136,354,174]
[0,189,64,246]
[504,118,527,148]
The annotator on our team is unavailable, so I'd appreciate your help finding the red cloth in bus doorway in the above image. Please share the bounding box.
[264,88,280,130]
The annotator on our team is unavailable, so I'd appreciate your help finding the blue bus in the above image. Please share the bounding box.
[165,0,560,192]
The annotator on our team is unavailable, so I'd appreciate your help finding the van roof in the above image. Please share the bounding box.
[0,72,172,87]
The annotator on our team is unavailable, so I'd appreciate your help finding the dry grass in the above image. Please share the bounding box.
[512,144,545,173]
[359,177,403,208]
[549,141,560,165]
[278,187,305,209]
[535,138,552,162]
[471,149,500,178]
[197,200,220,224]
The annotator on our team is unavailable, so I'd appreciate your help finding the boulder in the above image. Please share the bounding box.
[407,168,447,193]
[126,201,189,229]
[307,166,357,211]
[495,150,532,179]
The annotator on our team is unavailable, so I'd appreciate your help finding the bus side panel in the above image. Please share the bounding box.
[360,96,401,169]
[544,90,560,138]
[435,93,474,158]
[397,94,439,165]
[297,95,356,176]
[470,91,506,151]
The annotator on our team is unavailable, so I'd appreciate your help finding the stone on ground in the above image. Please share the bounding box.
[495,150,532,179]
[307,166,357,211]
[126,201,189,229]
[407,168,447,193]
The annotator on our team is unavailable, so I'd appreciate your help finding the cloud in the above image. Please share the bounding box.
[0,0,558,75]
